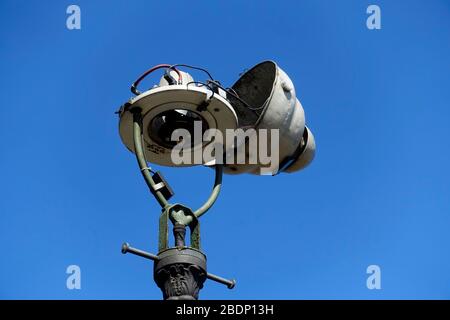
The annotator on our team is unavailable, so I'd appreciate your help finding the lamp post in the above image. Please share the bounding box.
[120,109,235,300]
[117,61,315,300]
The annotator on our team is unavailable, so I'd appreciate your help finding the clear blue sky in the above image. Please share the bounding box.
[1,0,450,299]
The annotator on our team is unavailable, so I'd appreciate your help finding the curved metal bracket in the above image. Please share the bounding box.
[132,110,223,219]
[194,165,223,218]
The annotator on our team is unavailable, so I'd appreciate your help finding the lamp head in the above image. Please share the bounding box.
[118,62,315,174]
[118,69,238,167]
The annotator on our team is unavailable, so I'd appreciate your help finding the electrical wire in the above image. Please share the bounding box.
[186,81,215,93]
[189,77,265,112]
[207,80,266,111]
[225,87,239,98]
[130,63,264,113]
[168,64,215,81]
[186,81,216,111]
[131,64,182,96]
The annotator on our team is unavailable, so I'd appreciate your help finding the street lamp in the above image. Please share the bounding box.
[116,61,315,300]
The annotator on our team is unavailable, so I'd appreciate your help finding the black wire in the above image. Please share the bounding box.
[186,81,215,92]
[225,87,239,98]
[133,63,264,113]
[168,64,215,81]
[207,80,265,111]
[189,79,263,112]
[186,81,216,110]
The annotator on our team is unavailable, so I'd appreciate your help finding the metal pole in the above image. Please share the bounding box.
[206,273,236,289]
[121,242,159,261]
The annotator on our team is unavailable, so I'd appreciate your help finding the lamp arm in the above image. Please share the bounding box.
[132,109,222,218]
[132,111,170,208]
[194,164,223,218]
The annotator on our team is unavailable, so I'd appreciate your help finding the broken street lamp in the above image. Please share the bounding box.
[116,61,316,299]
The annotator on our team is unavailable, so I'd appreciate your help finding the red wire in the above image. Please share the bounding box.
[132,64,182,94]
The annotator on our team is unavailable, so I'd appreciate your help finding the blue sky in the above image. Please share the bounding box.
[1,0,450,299]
